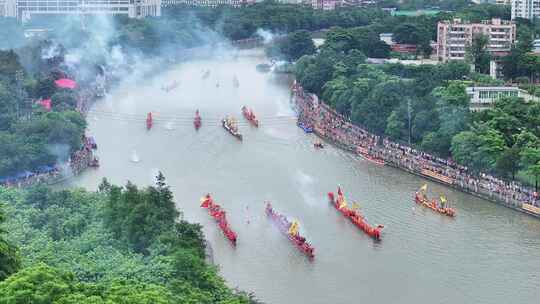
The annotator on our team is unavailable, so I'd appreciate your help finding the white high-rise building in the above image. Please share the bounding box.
[1,0,17,17]
[511,0,540,19]
[161,0,255,7]
[2,0,161,20]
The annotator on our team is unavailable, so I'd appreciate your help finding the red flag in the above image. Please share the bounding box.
[337,187,343,196]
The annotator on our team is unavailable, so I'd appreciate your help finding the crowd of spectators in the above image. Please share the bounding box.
[292,82,539,210]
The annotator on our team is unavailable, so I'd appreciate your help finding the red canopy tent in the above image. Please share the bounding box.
[39,99,51,111]
[55,78,77,89]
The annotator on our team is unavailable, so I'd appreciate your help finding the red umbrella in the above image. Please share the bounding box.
[55,78,77,89]
[39,99,51,111]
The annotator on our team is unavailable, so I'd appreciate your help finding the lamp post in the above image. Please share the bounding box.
[407,98,412,145]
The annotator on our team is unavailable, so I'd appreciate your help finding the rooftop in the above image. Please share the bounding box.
[391,9,440,16]
[440,18,514,26]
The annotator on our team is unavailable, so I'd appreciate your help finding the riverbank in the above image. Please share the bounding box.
[291,82,540,219]
[0,78,102,188]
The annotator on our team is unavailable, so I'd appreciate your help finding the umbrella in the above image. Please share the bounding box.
[55,78,77,89]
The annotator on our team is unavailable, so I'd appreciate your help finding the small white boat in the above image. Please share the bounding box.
[131,150,140,163]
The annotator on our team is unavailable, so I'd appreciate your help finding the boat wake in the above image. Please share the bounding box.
[165,121,175,130]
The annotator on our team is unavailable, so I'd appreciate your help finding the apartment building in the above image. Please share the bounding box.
[437,18,516,62]
[2,0,161,19]
[311,0,338,10]
[511,0,540,19]
[1,0,16,17]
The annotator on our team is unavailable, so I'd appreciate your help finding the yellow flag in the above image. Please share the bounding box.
[339,199,348,210]
[288,221,299,235]
[440,196,447,204]
[352,202,360,210]
[420,184,428,192]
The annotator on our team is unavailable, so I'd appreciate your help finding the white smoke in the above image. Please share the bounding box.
[256,29,275,44]
[41,42,62,60]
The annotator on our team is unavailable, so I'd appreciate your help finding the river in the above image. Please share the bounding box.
[66,48,540,304]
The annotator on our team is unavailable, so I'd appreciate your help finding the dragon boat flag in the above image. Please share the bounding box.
[338,198,347,210]
[440,196,447,207]
[288,220,300,235]
[200,196,210,208]
[420,184,428,192]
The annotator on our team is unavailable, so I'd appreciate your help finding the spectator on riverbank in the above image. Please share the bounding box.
[292,81,539,208]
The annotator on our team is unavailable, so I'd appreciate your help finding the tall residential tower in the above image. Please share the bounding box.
[511,0,540,19]
[437,18,516,62]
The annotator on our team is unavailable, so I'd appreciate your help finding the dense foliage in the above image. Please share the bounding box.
[0,202,20,281]
[0,175,260,303]
[0,48,86,178]
[452,97,540,180]
[294,23,540,186]
[266,30,316,62]
[165,1,388,41]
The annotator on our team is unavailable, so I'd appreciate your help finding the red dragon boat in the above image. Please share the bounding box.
[265,202,314,259]
[327,187,384,240]
[241,106,259,127]
[194,110,201,130]
[414,185,456,217]
[200,194,237,246]
[146,112,153,130]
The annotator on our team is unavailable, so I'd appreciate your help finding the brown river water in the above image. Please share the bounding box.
[65,48,540,304]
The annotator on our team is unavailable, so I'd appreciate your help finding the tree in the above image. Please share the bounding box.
[421,131,452,156]
[352,79,405,133]
[0,203,20,281]
[526,162,540,192]
[385,110,406,140]
[466,33,491,74]
[496,146,521,179]
[521,147,540,191]
[322,76,350,113]
[0,263,176,303]
[0,80,23,131]
[279,30,316,62]
[474,125,507,171]
[0,263,75,301]
[323,27,355,53]
[451,131,478,167]
[350,27,391,58]
[103,174,180,254]
[296,51,336,95]
[51,89,78,112]
[392,23,432,58]
[0,50,24,82]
